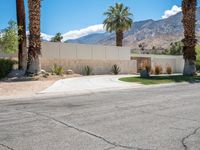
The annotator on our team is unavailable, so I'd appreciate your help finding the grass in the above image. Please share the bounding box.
[119,75,200,85]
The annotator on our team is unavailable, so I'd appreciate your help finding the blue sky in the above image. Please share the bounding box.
[0,0,190,40]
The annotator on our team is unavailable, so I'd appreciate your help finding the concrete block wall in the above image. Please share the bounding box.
[0,42,185,74]
[41,42,136,74]
[41,42,131,60]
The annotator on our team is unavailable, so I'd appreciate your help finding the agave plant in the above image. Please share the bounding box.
[83,65,92,76]
[111,64,121,75]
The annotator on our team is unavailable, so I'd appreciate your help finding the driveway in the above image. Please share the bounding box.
[0,83,200,150]
[41,75,141,95]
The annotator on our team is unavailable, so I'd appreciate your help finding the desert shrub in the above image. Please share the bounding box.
[166,65,173,75]
[154,64,163,75]
[83,65,92,76]
[150,68,154,75]
[51,64,64,75]
[111,64,121,75]
[0,59,16,79]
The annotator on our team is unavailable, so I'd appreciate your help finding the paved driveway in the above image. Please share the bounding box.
[0,83,200,150]
[41,75,141,95]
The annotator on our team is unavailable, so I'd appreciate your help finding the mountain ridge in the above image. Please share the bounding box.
[65,8,200,49]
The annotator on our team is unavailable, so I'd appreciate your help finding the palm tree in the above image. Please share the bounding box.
[51,32,63,42]
[182,0,197,76]
[103,3,133,47]
[26,0,41,75]
[16,0,27,70]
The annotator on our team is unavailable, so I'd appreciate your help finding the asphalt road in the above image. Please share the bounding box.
[0,83,200,150]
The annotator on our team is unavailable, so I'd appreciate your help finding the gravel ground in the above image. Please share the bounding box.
[0,74,81,99]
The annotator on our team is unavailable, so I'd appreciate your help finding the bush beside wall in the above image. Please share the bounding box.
[0,59,16,79]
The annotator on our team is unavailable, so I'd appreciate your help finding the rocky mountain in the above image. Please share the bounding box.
[66,33,111,44]
[67,8,200,49]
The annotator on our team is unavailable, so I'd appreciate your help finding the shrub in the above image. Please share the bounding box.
[51,64,64,75]
[154,64,163,75]
[111,64,121,75]
[150,68,154,75]
[83,65,92,76]
[164,41,183,55]
[166,65,173,75]
[0,59,16,79]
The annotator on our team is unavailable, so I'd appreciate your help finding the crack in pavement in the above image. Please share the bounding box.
[0,143,14,150]
[104,146,117,150]
[181,126,200,150]
[19,109,152,150]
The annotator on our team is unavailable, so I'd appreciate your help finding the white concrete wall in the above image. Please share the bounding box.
[41,42,131,60]
[132,54,184,73]
[0,42,185,74]
[41,42,135,74]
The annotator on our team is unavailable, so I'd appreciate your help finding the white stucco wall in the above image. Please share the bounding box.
[41,42,135,74]
[0,42,185,74]
[41,42,131,60]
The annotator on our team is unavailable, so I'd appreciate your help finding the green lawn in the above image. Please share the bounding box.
[119,75,200,85]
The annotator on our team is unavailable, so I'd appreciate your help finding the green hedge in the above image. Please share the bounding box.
[0,59,16,79]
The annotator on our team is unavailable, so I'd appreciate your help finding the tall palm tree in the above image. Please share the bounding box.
[26,0,41,75]
[182,0,197,76]
[103,3,133,47]
[16,0,27,70]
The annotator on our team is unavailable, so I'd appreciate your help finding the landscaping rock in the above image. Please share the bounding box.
[66,69,74,75]
[7,69,26,78]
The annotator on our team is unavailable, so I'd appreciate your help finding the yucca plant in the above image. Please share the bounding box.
[83,65,92,76]
[111,64,121,75]
[51,64,64,76]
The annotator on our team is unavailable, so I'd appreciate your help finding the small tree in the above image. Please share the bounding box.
[138,42,147,53]
[0,21,18,54]
[51,32,63,42]
[166,41,184,55]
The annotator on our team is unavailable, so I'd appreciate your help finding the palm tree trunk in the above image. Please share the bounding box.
[182,0,197,76]
[26,0,41,75]
[16,0,27,71]
[116,30,123,47]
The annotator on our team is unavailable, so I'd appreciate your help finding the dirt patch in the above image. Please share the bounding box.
[0,74,81,99]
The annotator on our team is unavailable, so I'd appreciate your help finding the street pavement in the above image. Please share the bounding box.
[0,83,200,150]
